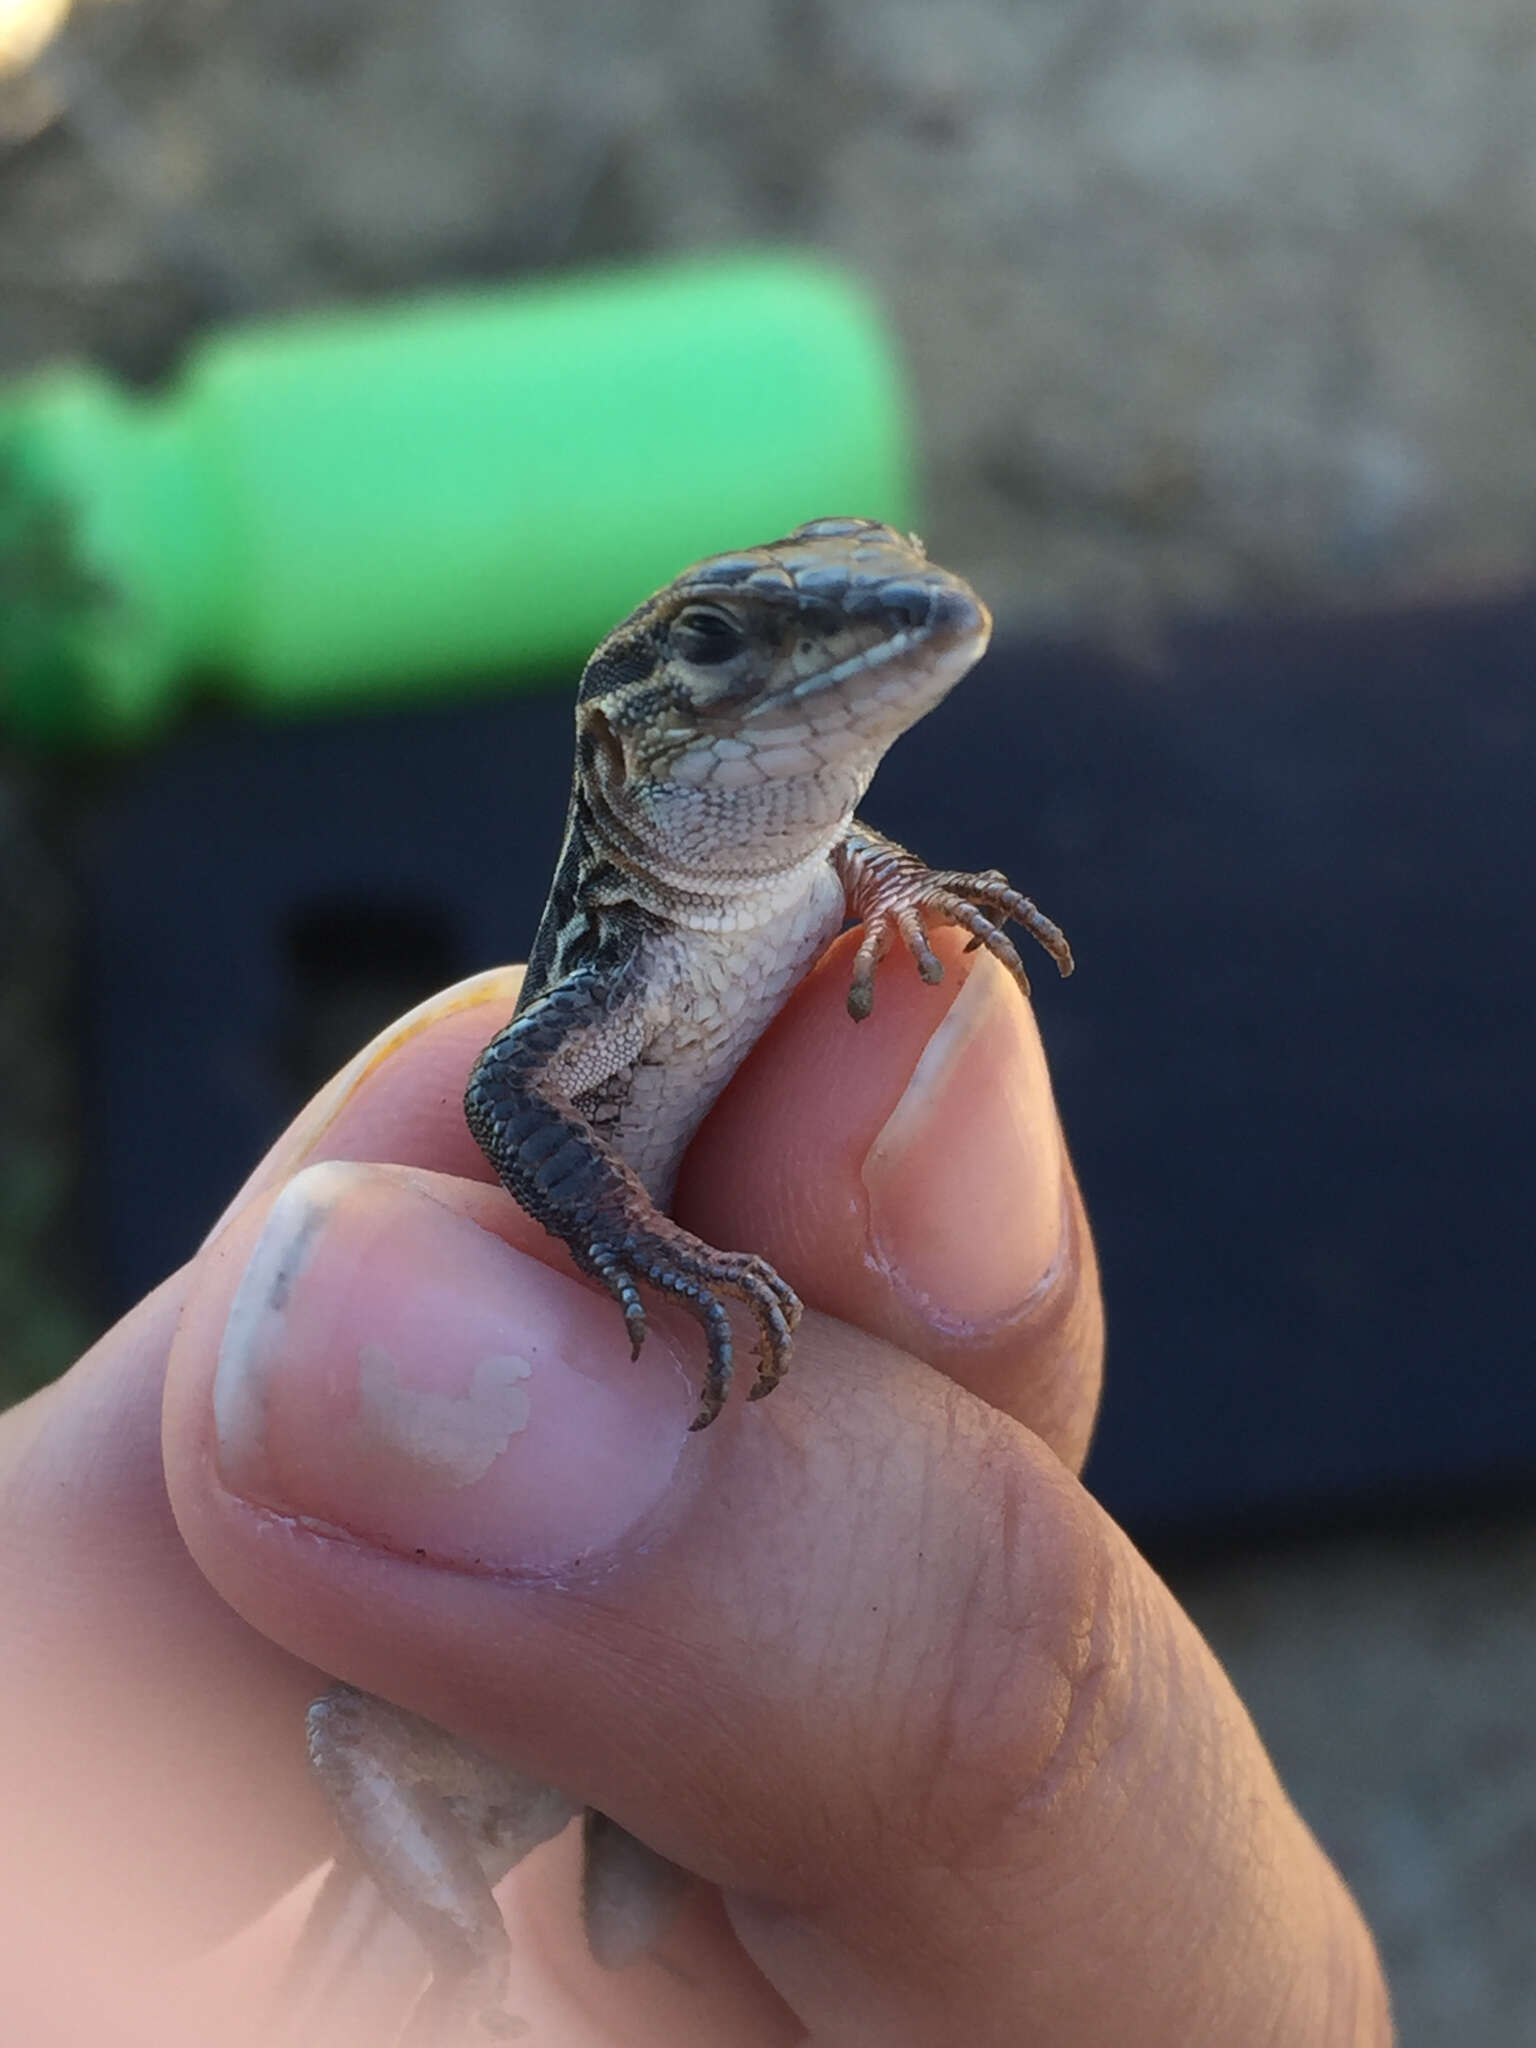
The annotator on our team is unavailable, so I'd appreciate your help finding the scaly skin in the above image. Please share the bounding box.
[303,518,1073,2042]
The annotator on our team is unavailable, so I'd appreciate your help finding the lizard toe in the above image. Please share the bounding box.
[688,1298,735,1430]
[588,1246,650,1359]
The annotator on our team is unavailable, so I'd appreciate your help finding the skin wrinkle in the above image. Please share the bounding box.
[625,1354,967,1912]
[768,1399,926,1889]
[998,1554,1127,1833]
[1108,1668,1217,2011]
[811,1400,966,1892]
[812,1610,896,1817]
[899,1389,1013,1857]
[444,1586,746,1828]
[880,1398,1125,1892]
[853,1564,946,1883]
[534,1506,780,1722]
[531,1514,858,1893]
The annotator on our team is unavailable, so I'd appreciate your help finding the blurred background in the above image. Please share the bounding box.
[2,1,1534,2037]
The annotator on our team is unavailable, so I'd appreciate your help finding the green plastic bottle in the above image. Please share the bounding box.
[0,253,913,742]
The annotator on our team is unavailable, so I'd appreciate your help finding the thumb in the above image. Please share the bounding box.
[163,1162,1388,2047]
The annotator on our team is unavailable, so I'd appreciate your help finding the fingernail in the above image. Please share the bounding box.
[861,957,1066,1326]
[213,1160,694,1571]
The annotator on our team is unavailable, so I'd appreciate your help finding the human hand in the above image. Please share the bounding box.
[3,936,1391,2044]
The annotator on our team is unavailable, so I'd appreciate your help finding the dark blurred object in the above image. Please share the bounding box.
[84,592,1535,1534]
[0,752,92,1399]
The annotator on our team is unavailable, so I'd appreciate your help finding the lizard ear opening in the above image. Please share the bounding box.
[577,705,628,789]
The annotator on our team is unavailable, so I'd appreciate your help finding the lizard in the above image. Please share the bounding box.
[299,517,1073,2043]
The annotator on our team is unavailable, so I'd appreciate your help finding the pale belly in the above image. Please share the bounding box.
[606,866,847,1204]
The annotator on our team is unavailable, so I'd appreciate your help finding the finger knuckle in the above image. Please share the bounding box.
[902,1443,1136,1874]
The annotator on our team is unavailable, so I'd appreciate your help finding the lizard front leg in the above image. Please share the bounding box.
[465,968,801,1425]
[834,821,1074,1021]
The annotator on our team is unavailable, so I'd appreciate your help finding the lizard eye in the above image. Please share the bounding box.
[671,605,745,666]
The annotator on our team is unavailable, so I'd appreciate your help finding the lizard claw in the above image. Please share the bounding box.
[691,1300,735,1429]
[583,1227,801,1427]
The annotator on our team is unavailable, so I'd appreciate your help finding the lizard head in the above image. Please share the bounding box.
[574,518,992,863]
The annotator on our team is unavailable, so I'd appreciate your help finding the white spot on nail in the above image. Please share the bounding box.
[354,1343,534,1487]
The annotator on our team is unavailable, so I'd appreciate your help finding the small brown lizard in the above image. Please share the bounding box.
[300,518,1072,2041]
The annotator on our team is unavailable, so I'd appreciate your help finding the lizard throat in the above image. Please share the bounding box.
[578,777,851,928]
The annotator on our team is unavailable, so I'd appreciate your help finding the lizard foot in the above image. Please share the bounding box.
[587,1221,802,1428]
[841,838,1073,1020]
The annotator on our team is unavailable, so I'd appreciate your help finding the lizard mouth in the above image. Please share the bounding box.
[738,579,990,726]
